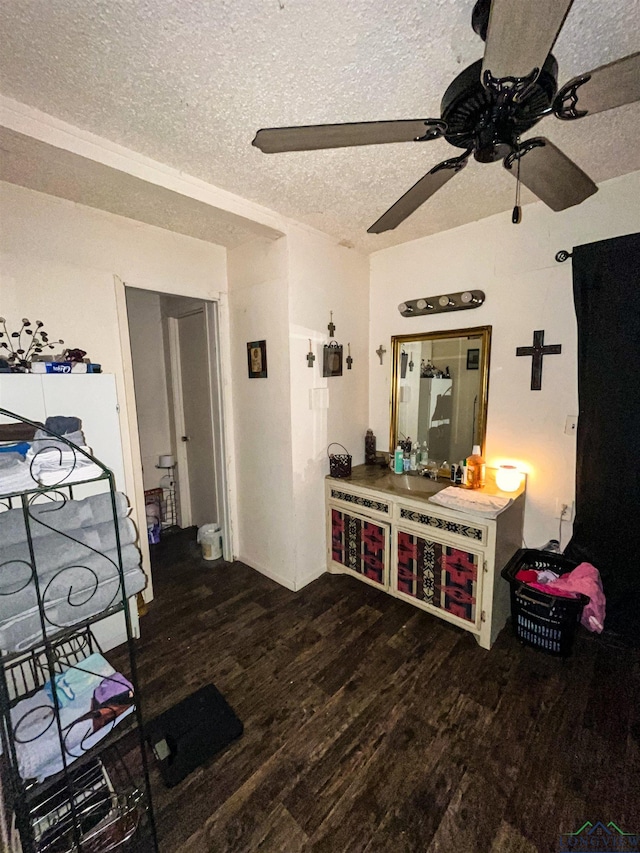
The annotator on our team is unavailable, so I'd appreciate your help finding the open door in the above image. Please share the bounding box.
[169,309,218,529]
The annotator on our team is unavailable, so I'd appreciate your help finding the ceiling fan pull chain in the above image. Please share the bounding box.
[512,146,522,224]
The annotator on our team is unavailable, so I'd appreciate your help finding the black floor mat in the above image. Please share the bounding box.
[145,684,243,788]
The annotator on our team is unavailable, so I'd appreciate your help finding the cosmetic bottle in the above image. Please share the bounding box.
[465,445,486,489]
[394,445,404,474]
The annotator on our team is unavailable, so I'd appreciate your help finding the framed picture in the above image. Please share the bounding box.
[323,342,343,377]
[466,348,480,370]
[247,340,267,378]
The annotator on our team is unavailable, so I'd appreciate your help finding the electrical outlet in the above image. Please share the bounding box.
[555,499,575,521]
[564,415,578,435]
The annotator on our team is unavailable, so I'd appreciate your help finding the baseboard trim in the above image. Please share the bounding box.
[295,565,325,591]
[237,555,326,593]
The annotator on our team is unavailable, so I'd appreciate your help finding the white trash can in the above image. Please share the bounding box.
[197,524,223,561]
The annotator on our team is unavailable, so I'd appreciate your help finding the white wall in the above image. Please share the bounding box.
[126,288,172,490]
[370,170,640,550]
[0,181,228,594]
[288,226,369,588]
[227,226,369,591]
[227,236,297,588]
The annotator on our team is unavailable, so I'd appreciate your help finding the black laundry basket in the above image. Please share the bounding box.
[501,549,590,657]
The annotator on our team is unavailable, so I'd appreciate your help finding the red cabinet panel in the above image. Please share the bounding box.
[331,508,387,587]
[396,530,479,623]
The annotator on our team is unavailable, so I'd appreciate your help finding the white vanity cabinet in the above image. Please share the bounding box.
[326,469,525,649]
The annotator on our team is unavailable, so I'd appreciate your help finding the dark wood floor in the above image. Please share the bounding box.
[125,531,640,852]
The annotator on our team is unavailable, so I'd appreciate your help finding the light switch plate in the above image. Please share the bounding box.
[309,388,329,409]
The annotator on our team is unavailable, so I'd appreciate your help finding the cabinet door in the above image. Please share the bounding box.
[330,507,388,588]
[394,528,483,627]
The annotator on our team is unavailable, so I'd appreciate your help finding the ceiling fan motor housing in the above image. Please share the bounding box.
[440,56,558,162]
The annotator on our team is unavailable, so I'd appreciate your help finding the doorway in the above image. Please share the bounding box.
[125,288,229,567]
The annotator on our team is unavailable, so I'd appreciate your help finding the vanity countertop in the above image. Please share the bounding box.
[327,463,525,507]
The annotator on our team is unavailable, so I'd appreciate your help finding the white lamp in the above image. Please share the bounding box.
[496,464,522,492]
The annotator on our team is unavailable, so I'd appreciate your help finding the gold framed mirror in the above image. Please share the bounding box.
[389,326,491,465]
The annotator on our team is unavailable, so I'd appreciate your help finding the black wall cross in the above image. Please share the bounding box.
[516,330,562,390]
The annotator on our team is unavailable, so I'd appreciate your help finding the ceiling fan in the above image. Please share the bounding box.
[252,0,640,232]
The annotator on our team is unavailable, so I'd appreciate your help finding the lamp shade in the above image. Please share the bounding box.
[496,464,522,492]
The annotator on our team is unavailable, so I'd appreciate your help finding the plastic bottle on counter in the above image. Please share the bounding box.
[394,445,404,474]
[410,449,417,471]
[465,445,486,489]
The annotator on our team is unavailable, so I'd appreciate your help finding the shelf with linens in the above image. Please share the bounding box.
[0,408,158,853]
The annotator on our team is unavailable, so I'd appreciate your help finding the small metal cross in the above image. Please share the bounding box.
[307,339,315,367]
[516,329,562,390]
[328,311,335,338]
[376,345,386,365]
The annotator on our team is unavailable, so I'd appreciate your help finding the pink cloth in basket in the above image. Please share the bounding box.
[528,562,606,633]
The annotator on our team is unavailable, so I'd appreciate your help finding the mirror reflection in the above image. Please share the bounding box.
[390,326,491,470]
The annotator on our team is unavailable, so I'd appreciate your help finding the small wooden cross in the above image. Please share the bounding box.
[328,311,335,338]
[376,345,386,365]
[307,339,315,368]
[516,330,562,390]
[346,343,353,370]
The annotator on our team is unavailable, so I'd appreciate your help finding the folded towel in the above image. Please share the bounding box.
[0,492,129,547]
[43,415,81,434]
[26,446,94,471]
[0,563,147,653]
[35,463,104,486]
[0,452,28,467]
[24,444,103,486]
[0,460,35,495]
[429,486,513,519]
[0,517,137,580]
[31,419,85,455]
[8,652,135,782]
[0,542,142,603]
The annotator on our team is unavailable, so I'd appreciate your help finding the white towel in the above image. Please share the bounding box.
[25,446,103,486]
[0,460,36,495]
[429,486,513,519]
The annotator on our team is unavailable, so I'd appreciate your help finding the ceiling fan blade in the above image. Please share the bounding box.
[252,120,446,153]
[368,154,469,234]
[482,0,573,83]
[504,138,597,211]
[554,51,640,118]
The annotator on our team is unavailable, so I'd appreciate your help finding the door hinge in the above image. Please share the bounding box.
[481,610,487,622]
[483,560,488,573]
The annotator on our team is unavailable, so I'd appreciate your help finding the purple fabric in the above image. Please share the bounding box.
[93,673,134,706]
[528,562,606,633]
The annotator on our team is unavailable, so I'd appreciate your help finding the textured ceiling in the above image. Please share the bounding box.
[1,0,638,252]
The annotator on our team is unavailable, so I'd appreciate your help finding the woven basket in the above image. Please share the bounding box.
[327,443,352,478]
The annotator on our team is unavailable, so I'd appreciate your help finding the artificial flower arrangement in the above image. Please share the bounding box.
[0,317,64,372]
